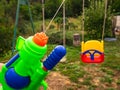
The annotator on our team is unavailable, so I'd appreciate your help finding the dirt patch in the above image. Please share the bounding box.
[45,71,77,90]
[40,64,120,90]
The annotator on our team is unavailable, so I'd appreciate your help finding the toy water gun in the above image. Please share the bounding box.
[0,32,66,90]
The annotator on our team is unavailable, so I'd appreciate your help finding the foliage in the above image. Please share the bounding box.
[0,0,119,55]
[20,5,30,20]
[84,0,112,39]
[0,26,13,55]
[47,29,80,46]
[31,3,42,20]
[0,0,15,55]
[54,17,63,30]
[111,0,120,15]
[45,0,62,18]
[0,0,34,55]
[48,31,73,46]
[67,22,78,30]
[65,0,90,17]
[54,17,69,30]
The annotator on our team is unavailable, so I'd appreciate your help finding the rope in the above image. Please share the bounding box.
[102,0,108,40]
[82,0,85,41]
[45,0,65,32]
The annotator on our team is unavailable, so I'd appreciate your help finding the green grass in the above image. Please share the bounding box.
[47,39,120,89]
[117,79,120,85]
[81,76,92,85]
[105,88,116,90]
[100,75,113,84]
[100,67,114,76]
[102,40,120,70]
[50,45,86,83]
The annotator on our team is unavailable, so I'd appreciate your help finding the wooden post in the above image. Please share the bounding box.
[42,0,45,32]
[63,1,66,47]
[60,0,66,62]
[73,33,80,46]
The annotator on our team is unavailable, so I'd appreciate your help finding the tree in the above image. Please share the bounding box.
[45,0,62,18]
[66,0,90,17]
[0,0,14,55]
[111,0,120,15]
[84,0,112,39]
[54,17,63,30]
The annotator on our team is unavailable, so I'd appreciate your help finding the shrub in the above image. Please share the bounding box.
[47,30,74,46]
[0,26,13,55]
[84,1,112,39]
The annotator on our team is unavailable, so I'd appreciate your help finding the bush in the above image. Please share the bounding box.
[47,30,74,46]
[49,25,55,29]
[48,31,63,45]
[84,1,112,39]
[49,31,73,45]
[0,26,13,55]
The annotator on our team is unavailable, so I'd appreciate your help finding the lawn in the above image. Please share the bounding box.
[46,39,120,90]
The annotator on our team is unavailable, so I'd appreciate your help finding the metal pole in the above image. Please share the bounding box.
[63,1,66,47]
[27,0,35,34]
[12,0,20,55]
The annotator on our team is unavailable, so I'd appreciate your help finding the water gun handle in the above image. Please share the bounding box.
[43,45,66,70]
[41,81,47,90]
